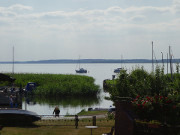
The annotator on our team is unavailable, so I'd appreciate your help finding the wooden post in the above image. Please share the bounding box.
[93,116,96,126]
[75,115,79,129]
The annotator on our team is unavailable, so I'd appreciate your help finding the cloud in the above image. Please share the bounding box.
[173,0,180,14]
[35,5,173,25]
[0,4,174,22]
[0,3,180,46]
[0,1,180,62]
[0,8,16,17]
[129,15,147,23]
[0,4,33,26]
[106,6,171,15]
[7,4,33,12]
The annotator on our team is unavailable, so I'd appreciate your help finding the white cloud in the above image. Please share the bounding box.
[0,4,179,40]
[172,0,180,14]
[0,3,178,33]
[129,15,147,23]
[0,8,16,17]
[8,4,33,12]
[0,4,174,23]
[0,2,180,61]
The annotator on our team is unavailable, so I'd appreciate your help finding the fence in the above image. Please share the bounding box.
[36,115,114,128]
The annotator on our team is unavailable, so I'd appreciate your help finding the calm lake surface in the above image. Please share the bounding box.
[0,63,168,115]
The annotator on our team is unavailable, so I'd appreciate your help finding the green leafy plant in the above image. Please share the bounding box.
[132,95,180,125]
[107,112,115,120]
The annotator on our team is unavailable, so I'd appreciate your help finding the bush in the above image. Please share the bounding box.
[132,95,180,125]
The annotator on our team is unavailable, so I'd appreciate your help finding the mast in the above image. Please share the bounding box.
[121,55,123,68]
[152,41,154,73]
[161,52,164,67]
[167,53,168,74]
[12,46,14,75]
[78,55,80,69]
[169,46,173,79]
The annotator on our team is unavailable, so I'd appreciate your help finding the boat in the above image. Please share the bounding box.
[0,73,16,82]
[114,55,123,73]
[0,108,41,125]
[76,68,87,73]
[114,68,122,73]
[25,82,37,92]
[75,56,87,73]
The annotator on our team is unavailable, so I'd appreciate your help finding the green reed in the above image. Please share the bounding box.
[11,73,100,96]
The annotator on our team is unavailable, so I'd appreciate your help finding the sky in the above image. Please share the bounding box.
[0,0,180,61]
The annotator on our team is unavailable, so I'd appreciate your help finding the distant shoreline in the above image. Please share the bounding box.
[0,59,180,64]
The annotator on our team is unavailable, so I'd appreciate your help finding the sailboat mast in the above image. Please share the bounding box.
[121,55,123,68]
[169,46,173,79]
[79,56,80,69]
[161,52,164,67]
[152,41,154,73]
[167,53,168,74]
[12,46,14,75]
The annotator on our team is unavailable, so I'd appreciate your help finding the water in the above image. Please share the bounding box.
[0,63,171,115]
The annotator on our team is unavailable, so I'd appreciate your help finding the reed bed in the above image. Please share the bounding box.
[11,73,100,96]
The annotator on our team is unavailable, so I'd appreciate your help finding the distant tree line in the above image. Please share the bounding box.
[1,59,180,64]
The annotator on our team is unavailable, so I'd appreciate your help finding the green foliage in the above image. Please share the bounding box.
[7,73,100,96]
[132,95,180,125]
[129,68,151,96]
[105,66,180,126]
[107,112,115,120]
[115,70,133,97]
[78,109,86,115]
[107,66,180,102]
[31,95,100,107]
[108,68,152,100]
[0,81,12,87]
[176,63,180,74]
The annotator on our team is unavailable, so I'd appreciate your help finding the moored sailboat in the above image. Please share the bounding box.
[76,68,87,73]
[114,68,122,73]
[75,56,88,73]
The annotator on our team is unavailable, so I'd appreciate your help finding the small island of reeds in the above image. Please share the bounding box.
[5,73,100,97]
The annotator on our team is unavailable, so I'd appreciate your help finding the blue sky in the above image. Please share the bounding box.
[0,0,180,61]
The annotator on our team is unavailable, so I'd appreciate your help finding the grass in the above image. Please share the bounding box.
[77,110,108,116]
[1,118,114,135]
[1,126,113,135]
[36,118,114,127]
[0,113,114,135]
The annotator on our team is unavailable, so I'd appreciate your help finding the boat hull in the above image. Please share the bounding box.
[114,68,122,73]
[114,70,120,73]
[75,68,87,73]
[76,70,87,73]
[0,109,41,126]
